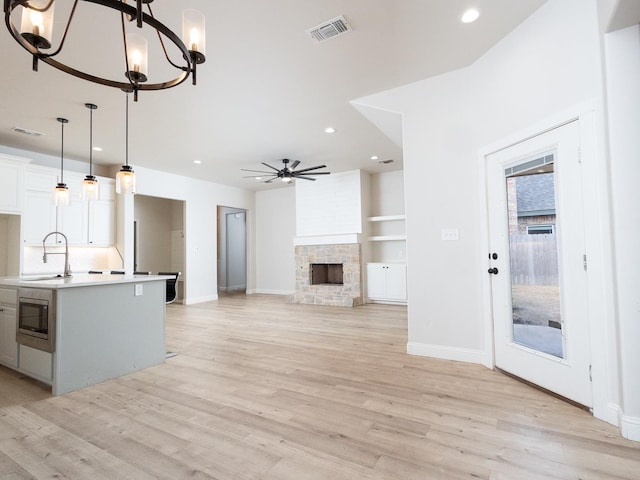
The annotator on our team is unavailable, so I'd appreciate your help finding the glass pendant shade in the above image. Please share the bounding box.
[81,175,99,201]
[20,2,55,49]
[182,9,206,57]
[53,183,70,206]
[125,33,148,82]
[116,166,136,194]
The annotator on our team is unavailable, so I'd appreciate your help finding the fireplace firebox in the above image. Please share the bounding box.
[311,263,343,285]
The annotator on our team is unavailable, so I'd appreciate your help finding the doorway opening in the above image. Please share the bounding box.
[133,195,185,302]
[217,206,247,294]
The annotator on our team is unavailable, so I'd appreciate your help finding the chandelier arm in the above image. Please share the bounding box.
[46,0,79,58]
[146,2,184,71]
[136,0,142,28]
[18,0,54,13]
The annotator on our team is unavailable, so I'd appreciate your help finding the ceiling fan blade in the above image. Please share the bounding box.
[293,164,327,174]
[290,160,300,170]
[243,174,277,179]
[261,162,281,172]
[295,171,330,176]
[241,169,276,174]
[294,176,316,181]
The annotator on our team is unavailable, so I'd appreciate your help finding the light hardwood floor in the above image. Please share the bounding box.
[1,294,638,479]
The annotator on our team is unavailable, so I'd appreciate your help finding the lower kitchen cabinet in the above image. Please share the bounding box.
[0,288,18,369]
[366,263,407,303]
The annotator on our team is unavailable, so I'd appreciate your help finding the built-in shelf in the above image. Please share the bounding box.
[367,214,406,222]
[368,235,407,242]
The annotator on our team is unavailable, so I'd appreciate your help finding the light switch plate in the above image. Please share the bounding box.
[441,228,460,241]
[134,284,143,296]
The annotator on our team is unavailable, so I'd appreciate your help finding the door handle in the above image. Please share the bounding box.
[488,267,499,275]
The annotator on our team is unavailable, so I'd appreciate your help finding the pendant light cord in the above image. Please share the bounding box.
[89,106,93,175]
[60,121,65,183]
[125,93,129,167]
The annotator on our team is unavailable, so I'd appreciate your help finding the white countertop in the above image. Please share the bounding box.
[0,273,173,289]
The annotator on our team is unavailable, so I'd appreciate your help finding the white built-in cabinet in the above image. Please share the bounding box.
[0,160,24,213]
[366,263,407,303]
[366,214,407,304]
[23,166,115,246]
[0,288,18,369]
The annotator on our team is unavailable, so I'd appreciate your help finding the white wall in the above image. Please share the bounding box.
[604,24,640,439]
[295,170,365,237]
[122,166,255,304]
[352,0,640,436]
[255,187,296,295]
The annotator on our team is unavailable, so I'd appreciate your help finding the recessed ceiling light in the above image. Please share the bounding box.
[461,8,480,23]
[370,155,379,161]
[193,159,202,165]
[324,127,336,134]
[255,177,262,181]
[92,146,102,152]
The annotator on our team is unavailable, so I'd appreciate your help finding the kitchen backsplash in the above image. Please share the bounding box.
[22,246,122,275]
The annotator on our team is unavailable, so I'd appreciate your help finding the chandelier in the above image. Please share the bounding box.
[4,0,206,101]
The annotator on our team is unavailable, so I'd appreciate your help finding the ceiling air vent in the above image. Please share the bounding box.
[306,15,352,43]
[13,127,44,137]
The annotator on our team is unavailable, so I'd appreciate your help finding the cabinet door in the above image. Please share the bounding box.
[0,305,18,368]
[88,200,115,245]
[366,263,387,299]
[58,201,88,245]
[385,264,407,301]
[23,191,56,244]
[0,163,22,213]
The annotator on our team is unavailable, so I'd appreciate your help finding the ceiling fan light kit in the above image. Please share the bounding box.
[242,159,331,184]
[4,0,206,101]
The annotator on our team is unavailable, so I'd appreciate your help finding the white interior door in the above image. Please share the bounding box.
[226,211,247,291]
[486,121,592,407]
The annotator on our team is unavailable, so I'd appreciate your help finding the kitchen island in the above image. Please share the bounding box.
[0,274,170,395]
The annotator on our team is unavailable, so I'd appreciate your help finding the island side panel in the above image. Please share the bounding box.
[53,280,166,395]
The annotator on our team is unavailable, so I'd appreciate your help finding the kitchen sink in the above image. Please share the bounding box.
[19,275,65,282]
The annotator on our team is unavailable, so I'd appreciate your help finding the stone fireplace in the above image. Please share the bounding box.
[289,243,363,307]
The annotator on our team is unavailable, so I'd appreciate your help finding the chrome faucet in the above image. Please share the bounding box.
[42,231,72,278]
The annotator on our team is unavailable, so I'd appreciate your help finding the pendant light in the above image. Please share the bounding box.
[81,103,99,201]
[116,93,136,194]
[53,117,70,206]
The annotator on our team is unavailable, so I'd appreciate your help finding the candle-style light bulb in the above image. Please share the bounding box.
[132,50,141,72]
[189,27,199,51]
[30,11,43,36]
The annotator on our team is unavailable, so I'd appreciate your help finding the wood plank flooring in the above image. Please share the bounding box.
[1,293,638,479]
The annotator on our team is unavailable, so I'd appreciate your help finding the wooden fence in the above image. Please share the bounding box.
[509,233,559,286]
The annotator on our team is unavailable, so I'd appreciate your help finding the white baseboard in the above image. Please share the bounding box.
[255,289,294,295]
[607,403,640,442]
[407,342,484,364]
[183,294,218,305]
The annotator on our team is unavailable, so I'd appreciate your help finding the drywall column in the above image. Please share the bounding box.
[605,24,640,441]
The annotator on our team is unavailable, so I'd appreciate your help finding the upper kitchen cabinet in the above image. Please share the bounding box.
[0,155,28,213]
[23,166,115,246]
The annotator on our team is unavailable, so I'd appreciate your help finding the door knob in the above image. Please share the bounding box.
[488,267,499,275]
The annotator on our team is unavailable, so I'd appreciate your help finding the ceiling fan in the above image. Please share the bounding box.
[242,159,330,183]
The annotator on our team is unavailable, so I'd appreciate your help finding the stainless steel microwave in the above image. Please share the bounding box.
[17,288,56,352]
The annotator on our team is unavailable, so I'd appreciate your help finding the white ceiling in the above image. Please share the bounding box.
[0,0,547,190]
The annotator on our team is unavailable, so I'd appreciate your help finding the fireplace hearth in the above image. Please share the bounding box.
[289,243,362,307]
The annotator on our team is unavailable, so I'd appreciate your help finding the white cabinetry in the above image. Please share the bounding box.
[366,263,407,303]
[0,288,18,369]
[0,160,24,213]
[23,167,115,246]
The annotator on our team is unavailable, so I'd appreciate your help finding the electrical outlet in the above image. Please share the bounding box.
[441,228,460,241]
